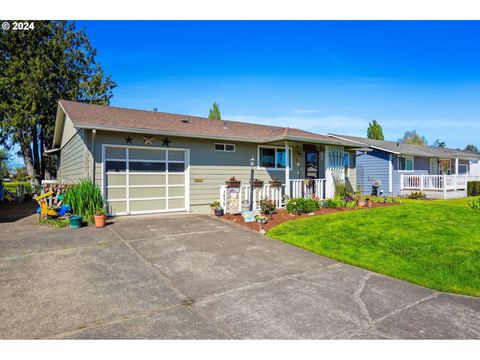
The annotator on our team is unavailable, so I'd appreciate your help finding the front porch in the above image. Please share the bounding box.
[217,140,356,214]
[400,174,480,199]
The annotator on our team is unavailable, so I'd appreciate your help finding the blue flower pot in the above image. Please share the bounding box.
[70,215,83,229]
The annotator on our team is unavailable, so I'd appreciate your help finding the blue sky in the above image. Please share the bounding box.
[10,20,478,168]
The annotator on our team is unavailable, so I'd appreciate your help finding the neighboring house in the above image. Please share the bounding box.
[329,134,480,199]
[50,100,361,216]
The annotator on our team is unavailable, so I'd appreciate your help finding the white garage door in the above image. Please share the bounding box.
[103,145,189,215]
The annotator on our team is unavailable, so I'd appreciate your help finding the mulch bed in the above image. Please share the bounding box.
[222,201,397,233]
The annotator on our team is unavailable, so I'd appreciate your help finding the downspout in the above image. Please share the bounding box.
[285,141,290,197]
[389,154,393,195]
[91,129,96,184]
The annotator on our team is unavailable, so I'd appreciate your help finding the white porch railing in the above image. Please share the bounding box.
[219,184,285,213]
[289,179,326,200]
[219,178,327,214]
[401,174,480,191]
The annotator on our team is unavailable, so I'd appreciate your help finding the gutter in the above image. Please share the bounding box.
[44,148,61,155]
[72,123,362,147]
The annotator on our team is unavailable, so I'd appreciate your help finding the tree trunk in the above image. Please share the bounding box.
[32,126,41,178]
[40,124,46,180]
[20,140,39,186]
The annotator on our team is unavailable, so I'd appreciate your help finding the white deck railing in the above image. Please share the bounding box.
[289,179,326,200]
[219,184,285,213]
[219,178,327,214]
[401,174,480,192]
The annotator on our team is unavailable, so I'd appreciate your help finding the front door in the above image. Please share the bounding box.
[305,151,318,179]
[430,158,438,175]
[439,159,451,175]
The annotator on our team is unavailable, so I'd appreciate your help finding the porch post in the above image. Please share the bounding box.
[285,141,290,197]
[455,158,459,175]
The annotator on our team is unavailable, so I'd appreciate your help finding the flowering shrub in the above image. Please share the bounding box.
[259,198,276,214]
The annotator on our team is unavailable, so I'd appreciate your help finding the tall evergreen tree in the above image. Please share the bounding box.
[433,139,447,148]
[465,144,479,153]
[366,120,384,140]
[0,21,116,182]
[208,102,221,120]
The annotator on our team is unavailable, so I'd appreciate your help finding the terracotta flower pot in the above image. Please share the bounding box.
[94,215,106,228]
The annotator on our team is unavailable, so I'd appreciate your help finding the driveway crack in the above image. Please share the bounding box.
[353,273,374,324]
[373,292,440,325]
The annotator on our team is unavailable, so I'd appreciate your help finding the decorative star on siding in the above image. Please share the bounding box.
[162,137,171,147]
[143,135,154,145]
[125,136,133,144]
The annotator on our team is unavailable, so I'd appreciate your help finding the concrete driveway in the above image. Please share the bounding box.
[1,208,479,339]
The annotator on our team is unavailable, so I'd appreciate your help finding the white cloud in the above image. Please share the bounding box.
[225,114,369,135]
[291,109,322,114]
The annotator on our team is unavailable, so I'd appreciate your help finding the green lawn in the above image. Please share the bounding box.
[267,197,480,297]
[3,181,32,195]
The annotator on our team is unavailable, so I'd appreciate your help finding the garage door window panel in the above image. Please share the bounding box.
[129,161,166,172]
[106,161,126,173]
[167,162,184,172]
[168,151,185,161]
[130,148,166,161]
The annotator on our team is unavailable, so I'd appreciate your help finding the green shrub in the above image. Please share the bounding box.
[324,196,344,208]
[467,181,480,197]
[468,197,480,210]
[63,179,104,223]
[334,181,348,198]
[408,191,427,200]
[259,198,276,214]
[286,197,321,214]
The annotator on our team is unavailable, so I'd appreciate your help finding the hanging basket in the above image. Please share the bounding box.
[269,180,282,188]
[253,180,264,188]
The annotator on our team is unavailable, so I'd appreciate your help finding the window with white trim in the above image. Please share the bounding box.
[398,156,414,172]
[214,143,235,152]
[258,146,292,169]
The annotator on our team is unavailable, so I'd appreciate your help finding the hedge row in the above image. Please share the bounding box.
[467,181,480,196]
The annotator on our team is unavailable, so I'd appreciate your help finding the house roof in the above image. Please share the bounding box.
[54,100,360,148]
[329,134,480,160]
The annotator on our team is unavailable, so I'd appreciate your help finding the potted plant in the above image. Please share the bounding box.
[252,178,264,188]
[214,206,224,216]
[94,208,107,228]
[269,178,282,188]
[225,176,241,188]
[210,200,221,215]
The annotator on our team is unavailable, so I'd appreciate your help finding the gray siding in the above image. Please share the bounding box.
[356,149,390,196]
[58,129,87,182]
